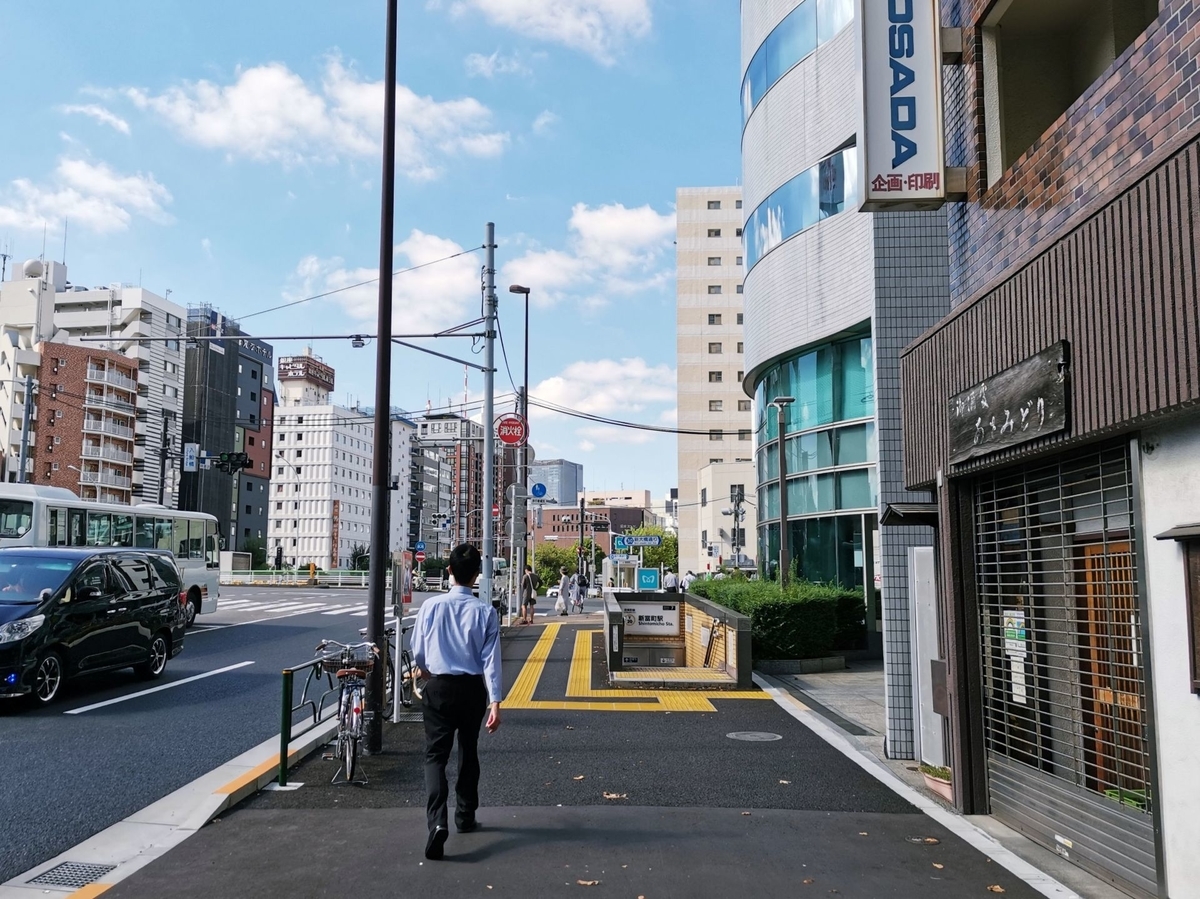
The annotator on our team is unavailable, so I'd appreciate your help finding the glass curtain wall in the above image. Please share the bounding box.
[755,330,876,585]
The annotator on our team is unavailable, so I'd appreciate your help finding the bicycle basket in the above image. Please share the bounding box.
[321,653,375,674]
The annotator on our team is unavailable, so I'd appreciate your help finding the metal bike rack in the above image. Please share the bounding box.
[277,655,341,787]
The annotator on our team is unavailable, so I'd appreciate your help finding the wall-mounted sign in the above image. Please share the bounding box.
[278,355,335,390]
[858,0,946,210]
[636,568,661,591]
[949,342,1069,465]
[619,601,680,636]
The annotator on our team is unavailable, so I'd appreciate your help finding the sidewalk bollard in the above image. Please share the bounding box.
[279,669,293,786]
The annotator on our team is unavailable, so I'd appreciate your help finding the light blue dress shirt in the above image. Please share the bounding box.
[410,586,503,703]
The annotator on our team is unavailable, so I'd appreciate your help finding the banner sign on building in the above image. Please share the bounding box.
[948,342,1069,465]
[857,0,946,210]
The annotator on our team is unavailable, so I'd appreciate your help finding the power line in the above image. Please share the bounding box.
[526,396,742,438]
[238,245,485,321]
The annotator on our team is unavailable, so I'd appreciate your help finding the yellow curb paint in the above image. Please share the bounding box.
[66,885,111,899]
[214,749,297,796]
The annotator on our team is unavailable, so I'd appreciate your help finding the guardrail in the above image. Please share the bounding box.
[220,569,394,588]
[277,655,340,787]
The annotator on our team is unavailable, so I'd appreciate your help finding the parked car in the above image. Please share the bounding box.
[0,547,186,706]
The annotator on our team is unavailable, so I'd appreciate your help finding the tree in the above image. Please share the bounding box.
[241,537,267,570]
[350,543,370,570]
[626,525,678,571]
[532,543,577,594]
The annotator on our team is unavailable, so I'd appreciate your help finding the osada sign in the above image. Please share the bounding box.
[858,0,945,211]
[495,414,528,447]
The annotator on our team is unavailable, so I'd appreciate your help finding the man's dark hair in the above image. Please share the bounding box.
[449,543,482,586]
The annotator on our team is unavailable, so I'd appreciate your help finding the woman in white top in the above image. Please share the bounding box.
[557,568,570,616]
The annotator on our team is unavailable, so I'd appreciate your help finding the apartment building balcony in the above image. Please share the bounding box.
[85,366,138,392]
[83,418,135,440]
[81,444,134,465]
[84,391,136,414]
[79,470,132,489]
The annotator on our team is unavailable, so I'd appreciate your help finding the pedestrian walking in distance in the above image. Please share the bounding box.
[557,567,570,616]
[520,564,539,625]
[663,568,680,593]
[410,543,502,861]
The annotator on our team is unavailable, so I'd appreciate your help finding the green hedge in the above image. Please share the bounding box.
[689,579,864,660]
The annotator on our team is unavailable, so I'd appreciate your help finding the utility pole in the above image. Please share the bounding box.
[365,0,399,756]
[578,496,585,578]
[16,374,34,484]
[158,412,170,505]
[480,223,497,613]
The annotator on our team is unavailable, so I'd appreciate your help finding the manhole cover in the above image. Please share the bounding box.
[29,862,117,888]
[726,731,783,742]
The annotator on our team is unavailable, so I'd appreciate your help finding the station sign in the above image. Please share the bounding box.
[620,599,679,635]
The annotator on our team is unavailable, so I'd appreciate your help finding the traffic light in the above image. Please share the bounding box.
[214,452,251,473]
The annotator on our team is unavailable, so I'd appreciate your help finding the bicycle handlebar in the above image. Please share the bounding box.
[314,640,379,654]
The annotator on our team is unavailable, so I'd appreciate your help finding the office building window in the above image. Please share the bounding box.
[708,314,722,325]
[736,313,744,325]
[737,285,744,294]
[708,285,722,295]
[707,200,721,210]
[707,257,721,266]
[708,371,723,383]
[735,200,742,209]
[737,371,744,381]
[708,228,721,237]
[738,399,752,412]
[708,343,723,354]
[736,256,743,266]
[700,489,708,507]
[736,227,743,237]
[709,430,724,441]
[738,429,752,441]
[709,400,723,412]
[737,342,744,353]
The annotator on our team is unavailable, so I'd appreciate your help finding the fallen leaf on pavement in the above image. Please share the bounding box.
[742,812,751,816]
[986,887,1006,894]
[802,878,814,885]
[932,863,944,870]
[858,832,868,836]
[923,837,940,845]
[573,775,585,781]
[577,880,600,886]
[779,780,791,784]
[603,792,628,800]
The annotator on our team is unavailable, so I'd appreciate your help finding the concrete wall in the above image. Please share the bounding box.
[1137,415,1200,893]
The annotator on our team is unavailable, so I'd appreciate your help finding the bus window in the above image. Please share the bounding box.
[155,518,174,553]
[135,516,155,548]
[187,519,205,560]
[113,514,134,547]
[68,510,86,546]
[206,520,220,568]
[49,508,67,546]
[0,500,33,538]
[86,512,112,546]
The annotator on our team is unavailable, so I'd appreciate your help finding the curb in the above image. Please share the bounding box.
[0,718,339,899]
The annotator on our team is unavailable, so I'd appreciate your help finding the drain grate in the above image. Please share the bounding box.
[392,710,423,723]
[29,862,117,888]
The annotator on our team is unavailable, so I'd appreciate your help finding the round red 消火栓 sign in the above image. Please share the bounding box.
[496,414,528,447]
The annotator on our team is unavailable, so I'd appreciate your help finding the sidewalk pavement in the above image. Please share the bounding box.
[98,623,1072,899]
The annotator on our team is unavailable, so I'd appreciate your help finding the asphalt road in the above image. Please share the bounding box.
[0,586,441,884]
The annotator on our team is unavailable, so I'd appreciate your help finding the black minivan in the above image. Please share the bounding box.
[0,547,186,705]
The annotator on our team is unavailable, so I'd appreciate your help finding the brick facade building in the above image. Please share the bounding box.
[898,3,1200,895]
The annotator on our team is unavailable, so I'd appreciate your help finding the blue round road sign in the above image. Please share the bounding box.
[531,483,547,498]
[414,541,426,552]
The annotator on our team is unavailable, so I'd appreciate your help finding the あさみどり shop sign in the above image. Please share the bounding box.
[858,0,945,211]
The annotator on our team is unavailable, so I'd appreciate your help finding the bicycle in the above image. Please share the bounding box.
[315,639,378,784]
[359,621,424,717]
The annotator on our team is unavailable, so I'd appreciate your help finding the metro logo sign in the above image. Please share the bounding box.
[858,0,945,211]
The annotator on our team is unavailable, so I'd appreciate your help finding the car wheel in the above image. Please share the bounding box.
[184,591,199,628]
[34,652,64,705]
[136,633,169,679]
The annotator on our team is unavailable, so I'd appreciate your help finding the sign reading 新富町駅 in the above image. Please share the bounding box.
[858,0,945,211]
[948,342,1069,465]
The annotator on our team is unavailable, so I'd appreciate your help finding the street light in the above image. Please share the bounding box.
[768,395,795,587]
[508,284,531,612]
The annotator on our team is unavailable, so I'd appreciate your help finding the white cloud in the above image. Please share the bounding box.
[0,158,172,234]
[60,103,131,134]
[464,50,531,78]
[532,356,675,417]
[532,109,558,134]
[288,230,482,332]
[125,57,508,178]
[201,237,213,258]
[501,201,675,308]
[446,0,652,65]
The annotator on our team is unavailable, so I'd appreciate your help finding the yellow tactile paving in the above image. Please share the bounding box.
[502,625,769,713]
[611,668,736,682]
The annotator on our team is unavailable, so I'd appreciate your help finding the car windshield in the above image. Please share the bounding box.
[0,555,76,603]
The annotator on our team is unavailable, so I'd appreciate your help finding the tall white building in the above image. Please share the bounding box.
[0,260,58,483]
[52,281,186,507]
[267,353,375,570]
[676,186,754,575]
[388,415,415,555]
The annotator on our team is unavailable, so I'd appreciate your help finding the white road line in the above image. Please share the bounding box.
[189,610,320,632]
[251,602,315,613]
[321,606,366,616]
[351,610,368,617]
[217,600,253,608]
[64,662,255,715]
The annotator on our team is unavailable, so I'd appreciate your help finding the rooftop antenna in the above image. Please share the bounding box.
[0,241,11,282]
[62,218,68,266]
[40,223,47,264]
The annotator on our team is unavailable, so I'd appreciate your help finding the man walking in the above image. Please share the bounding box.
[410,543,502,861]
[663,568,679,593]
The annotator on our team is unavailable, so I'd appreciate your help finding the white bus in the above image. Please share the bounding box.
[0,484,220,627]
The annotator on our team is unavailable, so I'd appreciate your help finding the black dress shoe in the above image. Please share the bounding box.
[456,819,478,833]
[425,826,448,860]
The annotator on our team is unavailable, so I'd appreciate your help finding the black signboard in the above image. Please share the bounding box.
[949,342,1068,465]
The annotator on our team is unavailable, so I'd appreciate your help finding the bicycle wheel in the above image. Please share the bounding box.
[383,656,396,718]
[343,686,362,781]
[400,650,420,704]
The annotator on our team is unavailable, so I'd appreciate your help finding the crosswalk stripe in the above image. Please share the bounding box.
[321,606,366,616]
[251,602,310,612]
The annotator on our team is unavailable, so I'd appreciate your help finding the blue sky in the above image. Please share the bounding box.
[0,0,742,499]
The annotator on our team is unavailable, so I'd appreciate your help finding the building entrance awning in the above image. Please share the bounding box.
[1154,523,1200,541]
[880,502,939,528]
